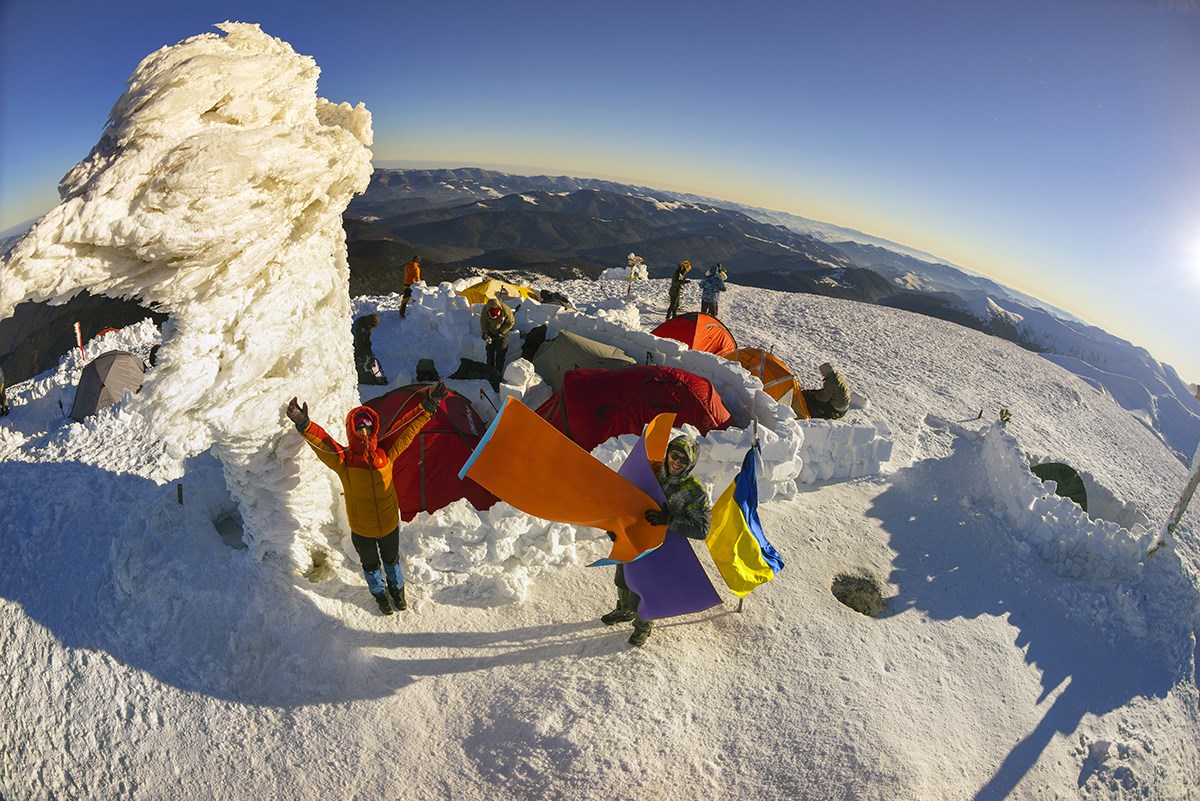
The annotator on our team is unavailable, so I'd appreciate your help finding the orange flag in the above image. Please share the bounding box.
[459,398,667,562]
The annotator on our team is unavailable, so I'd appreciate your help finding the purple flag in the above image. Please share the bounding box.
[616,431,722,620]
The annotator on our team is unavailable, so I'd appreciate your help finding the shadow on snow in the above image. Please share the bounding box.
[867,430,1185,800]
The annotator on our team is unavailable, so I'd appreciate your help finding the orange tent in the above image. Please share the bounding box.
[725,347,809,418]
[651,313,737,356]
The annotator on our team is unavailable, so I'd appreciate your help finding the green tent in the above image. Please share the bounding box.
[1031,462,1088,512]
[531,329,636,391]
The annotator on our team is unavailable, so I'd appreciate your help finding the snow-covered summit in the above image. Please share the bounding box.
[1,24,1199,801]
[1,22,374,567]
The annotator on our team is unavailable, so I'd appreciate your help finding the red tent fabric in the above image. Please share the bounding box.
[365,384,498,521]
[651,312,737,355]
[535,366,732,452]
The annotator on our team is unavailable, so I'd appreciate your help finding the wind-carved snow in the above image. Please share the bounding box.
[0,22,374,568]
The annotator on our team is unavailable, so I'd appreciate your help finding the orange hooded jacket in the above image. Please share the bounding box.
[300,403,432,537]
[403,259,421,286]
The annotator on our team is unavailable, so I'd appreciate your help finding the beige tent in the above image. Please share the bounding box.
[69,350,146,421]
[532,330,636,391]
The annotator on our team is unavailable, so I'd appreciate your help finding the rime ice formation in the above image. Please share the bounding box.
[0,23,373,566]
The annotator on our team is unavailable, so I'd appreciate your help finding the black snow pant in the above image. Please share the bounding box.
[700,299,718,317]
[352,527,403,595]
[613,564,652,632]
[485,333,509,372]
[665,287,682,320]
[801,390,847,420]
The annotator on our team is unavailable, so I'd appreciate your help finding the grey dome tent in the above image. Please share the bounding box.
[70,350,146,421]
[1031,461,1088,512]
[531,329,636,391]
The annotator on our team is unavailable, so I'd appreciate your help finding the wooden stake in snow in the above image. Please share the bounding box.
[1148,442,1200,557]
[74,322,85,362]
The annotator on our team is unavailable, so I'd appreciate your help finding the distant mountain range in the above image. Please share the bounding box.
[345,167,1069,349]
[3,165,1196,457]
[344,167,1200,459]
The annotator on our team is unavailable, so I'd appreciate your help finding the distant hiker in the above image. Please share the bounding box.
[699,263,727,317]
[602,434,712,647]
[399,255,421,318]
[0,365,9,417]
[665,260,692,320]
[352,314,388,385]
[802,362,851,420]
[481,296,515,373]
[285,383,447,615]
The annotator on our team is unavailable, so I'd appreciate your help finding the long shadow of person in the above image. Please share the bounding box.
[0,459,625,709]
[868,428,1191,799]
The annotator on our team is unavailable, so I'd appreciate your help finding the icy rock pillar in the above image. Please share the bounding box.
[0,23,372,568]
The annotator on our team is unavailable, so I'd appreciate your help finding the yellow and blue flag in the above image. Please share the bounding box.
[706,446,784,597]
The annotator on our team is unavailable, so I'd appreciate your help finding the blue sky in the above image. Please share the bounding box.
[3,0,1199,381]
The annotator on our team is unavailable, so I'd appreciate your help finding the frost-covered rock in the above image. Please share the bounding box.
[0,23,373,568]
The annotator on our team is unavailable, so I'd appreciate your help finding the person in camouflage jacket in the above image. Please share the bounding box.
[603,433,711,646]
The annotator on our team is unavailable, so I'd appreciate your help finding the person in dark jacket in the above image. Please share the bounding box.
[352,314,388,385]
[602,434,711,647]
[0,364,9,417]
[665,260,692,321]
[285,383,447,614]
[480,296,515,372]
[801,362,851,419]
[699,263,727,317]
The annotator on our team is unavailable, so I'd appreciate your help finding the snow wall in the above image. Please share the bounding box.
[974,422,1199,651]
[0,23,373,568]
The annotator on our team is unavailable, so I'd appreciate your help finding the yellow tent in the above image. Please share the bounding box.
[457,278,539,305]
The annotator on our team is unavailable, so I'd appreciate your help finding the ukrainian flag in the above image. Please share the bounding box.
[706,446,784,597]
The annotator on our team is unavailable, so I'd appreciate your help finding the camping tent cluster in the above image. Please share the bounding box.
[344,274,829,521]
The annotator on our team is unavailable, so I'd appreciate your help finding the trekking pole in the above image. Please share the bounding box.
[479,388,499,414]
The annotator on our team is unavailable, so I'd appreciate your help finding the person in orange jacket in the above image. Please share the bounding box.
[285,381,448,614]
[399,255,421,318]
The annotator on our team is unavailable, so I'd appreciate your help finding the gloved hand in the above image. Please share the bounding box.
[644,507,671,527]
[286,397,309,431]
[420,381,449,414]
[606,531,617,542]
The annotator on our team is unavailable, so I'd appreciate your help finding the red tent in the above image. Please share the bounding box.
[651,313,737,356]
[535,366,732,452]
[365,384,498,521]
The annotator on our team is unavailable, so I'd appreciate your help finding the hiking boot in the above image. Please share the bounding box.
[388,584,407,611]
[372,592,393,616]
[628,626,652,647]
[601,608,636,625]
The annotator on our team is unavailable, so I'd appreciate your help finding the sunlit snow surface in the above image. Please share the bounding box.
[1,22,1199,801]
[2,276,1199,800]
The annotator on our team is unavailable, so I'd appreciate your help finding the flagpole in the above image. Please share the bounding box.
[1148,442,1200,557]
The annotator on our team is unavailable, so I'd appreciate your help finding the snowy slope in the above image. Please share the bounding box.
[1,22,1198,801]
[2,279,1198,801]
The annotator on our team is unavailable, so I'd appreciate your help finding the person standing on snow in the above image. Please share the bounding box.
[480,295,515,373]
[665,260,692,321]
[351,314,388,385]
[601,434,712,647]
[801,362,851,420]
[0,364,9,417]
[399,255,421,318]
[699,263,727,317]
[285,382,448,615]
